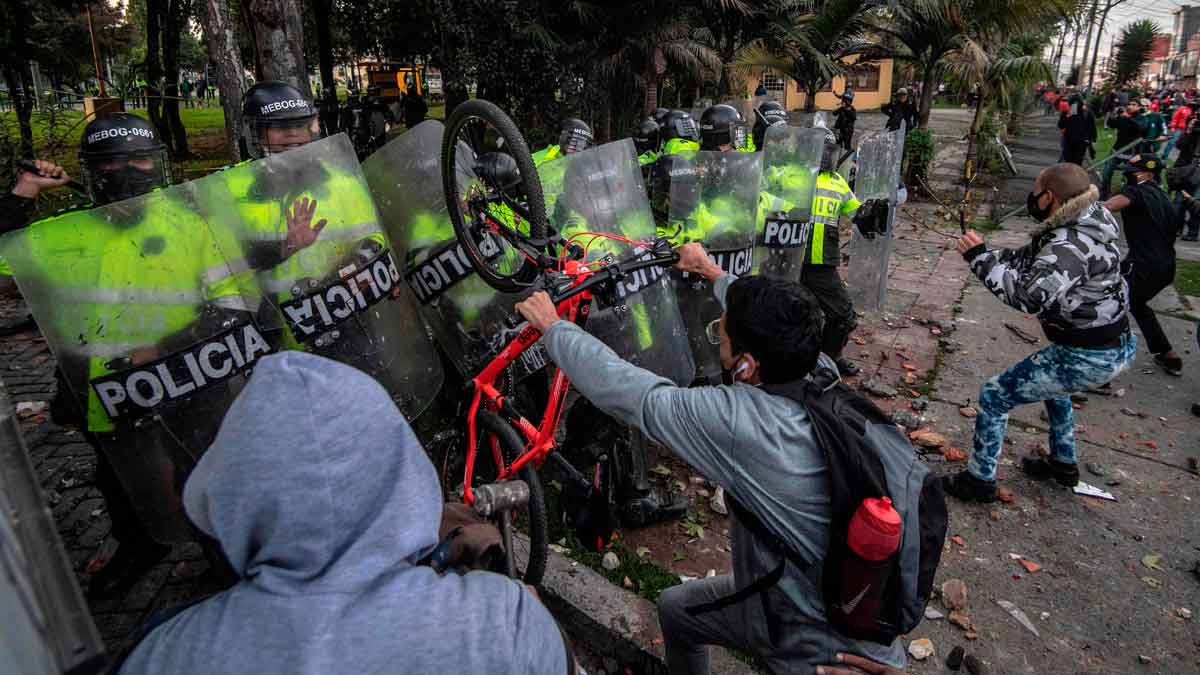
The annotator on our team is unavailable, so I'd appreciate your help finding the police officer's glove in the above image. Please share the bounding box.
[852,199,889,239]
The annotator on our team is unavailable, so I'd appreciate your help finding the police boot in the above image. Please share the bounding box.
[619,431,687,527]
[87,537,170,600]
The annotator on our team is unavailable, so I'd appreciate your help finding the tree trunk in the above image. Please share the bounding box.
[917,60,938,129]
[200,0,247,162]
[803,82,817,112]
[145,0,166,143]
[1052,24,1067,80]
[313,0,336,118]
[1078,1,1098,87]
[1088,2,1118,89]
[161,0,191,159]
[2,64,35,157]
[1066,19,1082,83]
[248,0,310,96]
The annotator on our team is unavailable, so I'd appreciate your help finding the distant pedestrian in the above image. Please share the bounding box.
[1104,154,1184,376]
[402,91,428,128]
[1102,98,1147,199]
[880,88,917,132]
[1141,98,1168,154]
[181,78,193,109]
[945,163,1134,502]
[755,82,768,97]
[1163,100,1192,160]
[1058,96,1096,166]
[195,78,208,108]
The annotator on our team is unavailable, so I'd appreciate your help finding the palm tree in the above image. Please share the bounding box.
[730,0,878,112]
[865,0,961,129]
[1107,20,1162,89]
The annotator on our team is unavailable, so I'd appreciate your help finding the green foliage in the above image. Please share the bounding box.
[1175,260,1200,298]
[903,127,935,187]
[976,110,1007,174]
[1107,20,1162,89]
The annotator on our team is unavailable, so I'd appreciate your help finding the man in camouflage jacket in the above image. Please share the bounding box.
[944,163,1136,502]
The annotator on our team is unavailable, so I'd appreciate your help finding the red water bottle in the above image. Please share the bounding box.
[835,497,902,632]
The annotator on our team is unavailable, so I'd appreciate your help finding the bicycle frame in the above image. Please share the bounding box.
[460,261,594,506]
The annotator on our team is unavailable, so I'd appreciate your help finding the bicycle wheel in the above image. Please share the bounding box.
[427,403,549,583]
[441,99,547,294]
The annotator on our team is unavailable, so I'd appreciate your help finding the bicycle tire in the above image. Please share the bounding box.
[441,99,547,294]
[476,409,549,586]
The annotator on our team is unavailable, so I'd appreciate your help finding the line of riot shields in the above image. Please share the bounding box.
[0,109,902,552]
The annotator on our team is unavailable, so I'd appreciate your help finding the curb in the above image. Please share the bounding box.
[537,543,757,674]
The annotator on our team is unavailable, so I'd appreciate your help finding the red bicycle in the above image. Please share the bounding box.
[434,100,679,584]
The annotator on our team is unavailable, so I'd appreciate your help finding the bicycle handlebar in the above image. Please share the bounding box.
[548,244,680,306]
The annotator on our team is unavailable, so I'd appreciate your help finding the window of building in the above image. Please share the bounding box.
[761,71,787,101]
[816,63,882,93]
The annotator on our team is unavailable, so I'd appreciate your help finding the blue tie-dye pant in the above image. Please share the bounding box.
[968,331,1137,482]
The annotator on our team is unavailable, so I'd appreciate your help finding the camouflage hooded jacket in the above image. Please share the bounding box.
[962,185,1129,348]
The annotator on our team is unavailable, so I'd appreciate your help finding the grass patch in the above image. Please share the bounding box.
[543,482,680,602]
[971,218,1003,232]
[1176,259,1200,298]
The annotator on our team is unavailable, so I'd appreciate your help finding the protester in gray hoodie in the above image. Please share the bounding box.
[119,351,572,675]
[516,243,905,674]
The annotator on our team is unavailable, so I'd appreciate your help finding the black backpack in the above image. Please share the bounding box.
[687,366,948,645]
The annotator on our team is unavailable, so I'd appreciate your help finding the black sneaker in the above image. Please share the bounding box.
[941,470,998,503]
[834,357,861,377]
[621,487,688,527]
[1153,353,1183,377]
[1191,402,1200,418]
[1021,456,1080,487]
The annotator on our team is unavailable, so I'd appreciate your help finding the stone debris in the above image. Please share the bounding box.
[946,645,965,671]
[941,579,968,611]
[907,637,935,660]
[601,552,620,571]
[862,378,898,398]
[710,486,728,516]
[925,607,945,620]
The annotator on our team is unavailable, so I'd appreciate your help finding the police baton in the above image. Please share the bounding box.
[16,159,87,195]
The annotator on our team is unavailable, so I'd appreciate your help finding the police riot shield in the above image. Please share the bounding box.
[755,125,826,281]
[547,139,695,386]
[196,133,443,419]
[666,150,763,379]
[847,125,906,312]
[0,381,104,674]
[720,98,754,150]
[362,121,550,383]
[0,185,272,543]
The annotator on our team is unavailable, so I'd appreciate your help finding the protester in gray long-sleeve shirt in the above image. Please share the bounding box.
[516,243,904,674]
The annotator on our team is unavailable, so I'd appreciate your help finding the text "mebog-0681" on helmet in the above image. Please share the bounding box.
[87,126,155,144]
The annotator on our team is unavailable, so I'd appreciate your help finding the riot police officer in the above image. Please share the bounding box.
[833,90,857,151]
[752,106,789,153]
[635,118,662,166]
[532,118,594,167]
[6,114,255,597]
[659,110,702,156]
[698,103,747,152]
[800,129,868,376]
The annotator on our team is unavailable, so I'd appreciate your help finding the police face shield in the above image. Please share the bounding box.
[548,139,695,386]
[754,125,825,282]
[245,115,322,159]
[0,181,271,543]
[846,127,905,312]
[666,150,762,379]
[81,150,170,206]
[198,134,444,419]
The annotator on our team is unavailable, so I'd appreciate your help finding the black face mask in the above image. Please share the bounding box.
[1026,189,1053,222]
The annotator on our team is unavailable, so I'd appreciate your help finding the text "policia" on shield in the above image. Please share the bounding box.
[91,322,271,419]
[280,249,401,341]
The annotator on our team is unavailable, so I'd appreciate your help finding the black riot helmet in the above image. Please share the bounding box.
[473,151,522,192]
[650,154,700,219]
[660,110,699,143]
[819,128,840,173]
[78,113,169,206]
[559,118,594,155]
[699,103,747,151]
[752,108,788,152]
[241,81,321,159]
[758,99,785,116]
[840,90,855,105]
[653,107,670,125]
[635,119,661,155]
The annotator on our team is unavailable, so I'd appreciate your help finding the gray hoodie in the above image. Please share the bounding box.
[120,351,569,675]
[542,275,905,670]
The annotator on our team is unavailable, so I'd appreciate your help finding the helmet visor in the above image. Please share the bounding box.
[81,148,169,205]
[244,115,321,159]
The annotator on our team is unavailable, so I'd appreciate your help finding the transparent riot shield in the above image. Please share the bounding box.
[363,121,547,382]
[548,140,695,385]
[0,381,104,674]
[847,125,906,312]
[194,133,443,419]
[755,125,826,281]
[665,150,763,379]
[0,186,272,543]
